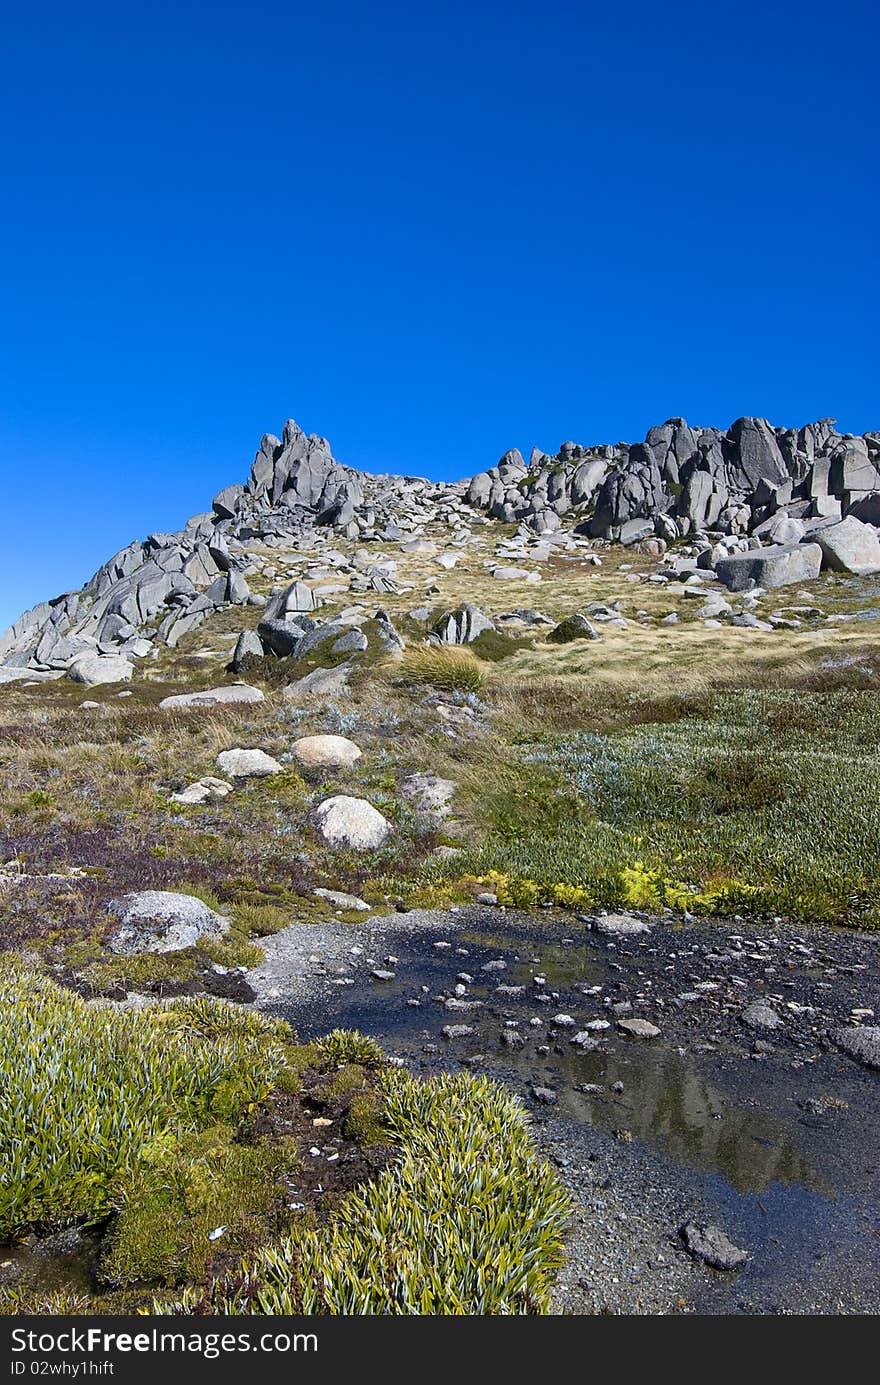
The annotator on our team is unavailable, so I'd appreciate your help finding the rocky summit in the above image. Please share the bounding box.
[3,413,879,683]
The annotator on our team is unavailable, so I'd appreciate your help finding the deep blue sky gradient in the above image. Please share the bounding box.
[1,0,877,628]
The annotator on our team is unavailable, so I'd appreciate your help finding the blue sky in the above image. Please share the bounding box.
[1,0,877,630]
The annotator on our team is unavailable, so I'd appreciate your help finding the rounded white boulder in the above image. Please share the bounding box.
[216,748,283,778]
[315,795,390,849]
[68,656,133,686]
[292,735,362,770]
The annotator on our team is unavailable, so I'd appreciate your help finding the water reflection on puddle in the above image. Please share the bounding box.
[288,922,826,1198]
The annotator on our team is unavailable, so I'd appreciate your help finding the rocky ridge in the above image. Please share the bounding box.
[3,413,879,683]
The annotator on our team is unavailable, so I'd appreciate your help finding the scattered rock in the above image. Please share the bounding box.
[282,663,353,699]
[169,776,234,805]
[531,1085,557,1104]
[313,887,371,912]
[160,684,265,709]
[400,773,456,815]
[547,614,601,644]
[594,914,652,938]
[617,1017,661,1039]
[291,735,362,769]
[831,1026,880,1070]
[740,1000,783,1032]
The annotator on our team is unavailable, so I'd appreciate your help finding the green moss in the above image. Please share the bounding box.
[0,970,289,1239]
[344,1089,388,1146]
[468,629,533,662]
[72,950,200,993]
[159,1071,569,1316]
[100,1124,295,1288]
[200,930,264,969]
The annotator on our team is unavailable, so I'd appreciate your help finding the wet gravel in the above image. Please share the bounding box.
[247,904,880,1315]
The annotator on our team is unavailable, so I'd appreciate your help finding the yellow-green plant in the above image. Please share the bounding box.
[396,645,486,693]
[0,971,288,1238]
[318,1029,385,1068]
[158,1072,569,1315]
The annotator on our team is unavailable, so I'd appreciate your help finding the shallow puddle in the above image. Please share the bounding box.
[279,921,824,1195]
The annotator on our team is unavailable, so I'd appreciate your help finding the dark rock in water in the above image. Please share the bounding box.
[831,1026,880,1070]
[531,1085,557,1104]
[681,1221,748,1271]
[740,1000,783,1032]
[441,1024,475,1040]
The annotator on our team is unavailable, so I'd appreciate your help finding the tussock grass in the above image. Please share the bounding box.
[395,645,487,693]
[0,971,567,1315]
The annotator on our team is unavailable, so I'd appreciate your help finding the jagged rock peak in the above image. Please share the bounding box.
[2,412,877,683]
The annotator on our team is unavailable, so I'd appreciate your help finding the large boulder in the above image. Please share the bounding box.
[724,417,788,492]
[831,1026,880,1070]
[314,795,390,849]
[107,890,231,954]
[547,614,601,644]
[256,617,312,658]
[282,662,353,699]
[67,655,133,686]
[216,748,283,778]
[159,683,265,709]
[714,543,822,592]
[432,604,494,644]
[292,735,362,769]
[812,516,880,575]
[231,629,265,670]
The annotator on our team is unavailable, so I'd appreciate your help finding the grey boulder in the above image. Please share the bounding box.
[107,890,232,954]
[714,543,822,591]
[159,683,265,709]
[547,614,601,644]
[67,655,133,686]
[681,1221,747,1271]
[831,1026,880,1070]
[314,795,391,849]
[432,604,494,644]
[813,516,880,576]
[216,748,283,778]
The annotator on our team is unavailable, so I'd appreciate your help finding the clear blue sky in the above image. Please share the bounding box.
[1,0,877,630]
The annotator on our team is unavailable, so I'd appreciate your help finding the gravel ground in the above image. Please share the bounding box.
[247,904,880,1315]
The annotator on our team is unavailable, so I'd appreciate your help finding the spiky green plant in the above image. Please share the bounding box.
[158,1071,569,1315]
[0,970,288,1238]
[317,1028,385,1068]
